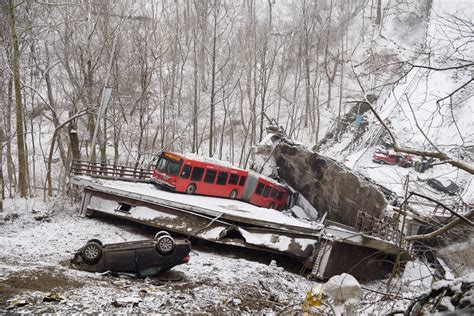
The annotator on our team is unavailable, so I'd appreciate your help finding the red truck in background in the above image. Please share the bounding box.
[372,149,413,168]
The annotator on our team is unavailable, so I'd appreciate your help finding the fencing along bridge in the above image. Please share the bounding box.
[70,160,409,281]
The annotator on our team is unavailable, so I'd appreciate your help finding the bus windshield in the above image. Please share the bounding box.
[156,157,182,176]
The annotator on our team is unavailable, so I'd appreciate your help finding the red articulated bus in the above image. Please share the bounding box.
[151,151,289,210]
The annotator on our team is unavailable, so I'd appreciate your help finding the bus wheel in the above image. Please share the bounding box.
[185,183,196,195]
[229,189,238,199]
[269,202,274,209]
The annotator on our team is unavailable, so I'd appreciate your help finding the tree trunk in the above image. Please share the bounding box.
[337,28,345,139]
[302,0,311,129]
[86,3,96,162]
[47,111,89,197]
[27,31,36,196]
[44,67,68,172]
[218,88,227,160]
[86,59,96,162]
[375,0,382,25]
[192,30,199,153]
[5,75,15,197]
[312,78,322,150]
[0,126,4,212]
[68,116,81,162]
[209,10,217,157]
[6,0,28,198]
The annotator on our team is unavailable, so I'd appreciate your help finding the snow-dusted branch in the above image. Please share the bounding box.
[404,96,442,153]
[436,78,474,106]
[409,191,473,226]
[351,63,474,175]
[406,62,474,71]
[405,209,473,241]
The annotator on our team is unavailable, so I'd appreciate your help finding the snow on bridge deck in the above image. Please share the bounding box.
[72,175,324,261]
[71,175,408,280]
[71,175,319,233]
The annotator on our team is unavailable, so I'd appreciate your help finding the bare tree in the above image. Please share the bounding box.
[207,0,232,157]
[6,0,28,198]
[0,125,4,211]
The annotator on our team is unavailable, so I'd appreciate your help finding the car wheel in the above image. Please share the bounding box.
[229,189,238,199]
[81,241,102,264]
[87,239,103,246]
[185,183,196,195]
[154,230,170,239]
[156,235,175,255]
[379,160,385,165]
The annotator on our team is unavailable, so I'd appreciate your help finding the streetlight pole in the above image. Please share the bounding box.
[89,35,117,163]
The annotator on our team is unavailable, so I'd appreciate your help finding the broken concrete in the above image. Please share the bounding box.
[272,142,388,228]
[70,175,409,281]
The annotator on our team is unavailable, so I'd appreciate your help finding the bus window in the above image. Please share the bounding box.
[216,172,228,185]
[263,186,271,197]
[204,169,217,183]
[191,167,204,182]
[156,157,182,176]
[181,165,192,179]
[270,188,278,198]
[255,183,264,195]
[277,191,284,201]
[239,176,247,186]
[228,174,239,185]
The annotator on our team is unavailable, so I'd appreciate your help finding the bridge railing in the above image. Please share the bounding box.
[71,160,152,182]
[355,211,402,244]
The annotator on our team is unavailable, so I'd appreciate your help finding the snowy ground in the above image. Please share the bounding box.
[0,197,316,313]
[1,195,471,313]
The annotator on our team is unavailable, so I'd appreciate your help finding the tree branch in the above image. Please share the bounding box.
[405,209,473,241]
[351,63,474,174]
[436,78,473,106]
[46,108,91,197]
[410,191,473,226]
[406,62,474,71]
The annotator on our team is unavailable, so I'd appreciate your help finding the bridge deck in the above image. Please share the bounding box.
[71,174,409,280]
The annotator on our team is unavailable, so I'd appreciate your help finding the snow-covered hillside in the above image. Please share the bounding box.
[319,0,473,203]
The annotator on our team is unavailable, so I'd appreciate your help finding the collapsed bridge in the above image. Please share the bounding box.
[70,160,409,281]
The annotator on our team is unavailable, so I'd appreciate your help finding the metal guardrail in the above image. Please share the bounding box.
[71,160,152,182]
[355,211,401,243]
[410,201,472,216]
[441,203,472,216]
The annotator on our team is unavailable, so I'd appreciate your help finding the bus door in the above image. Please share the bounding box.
[241,172,258,202]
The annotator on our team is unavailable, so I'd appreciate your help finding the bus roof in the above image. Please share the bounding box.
[248,170,286,187]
